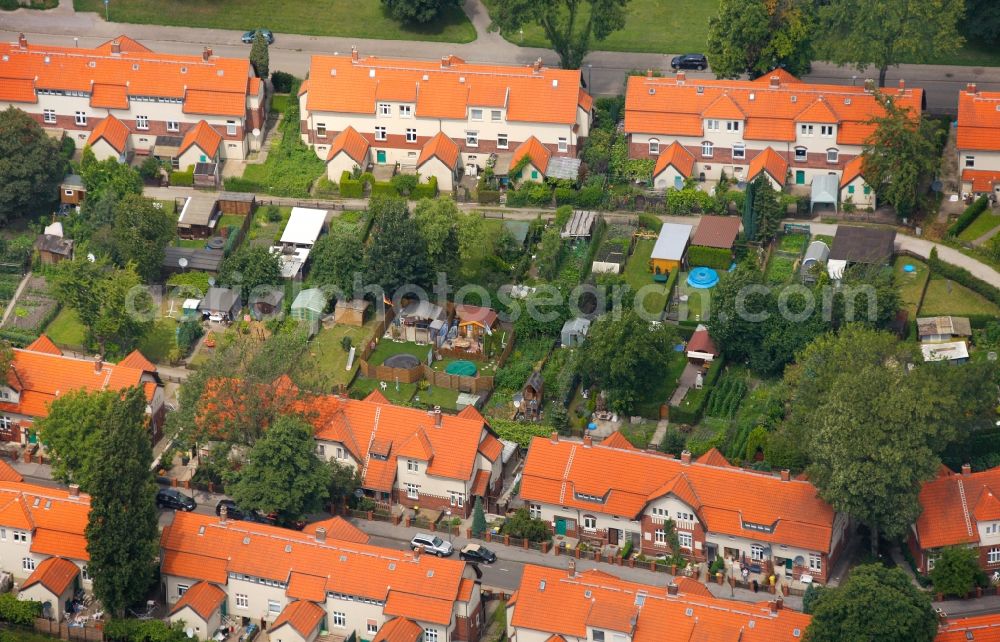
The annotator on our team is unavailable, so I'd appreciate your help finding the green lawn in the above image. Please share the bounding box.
[413,385,461,411]
[778,233,809,255]
[295,319,377,390]
[45,307,87,350]
[218,214,246,230]
[764,255,797,284]
[958,210,1000,242]
[350,377,417,404]
[894,257,930,318]
[624,238,670,316]
[270,94,292,115]
[249,206,293,244]
[137,317,179,363]
[175,238,205,249]
[75,0,476,43]
[920,277,1000,317]
[634,349,687,419]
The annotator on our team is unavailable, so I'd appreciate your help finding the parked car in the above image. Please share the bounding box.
[156,488,196,511]
[215,499,247,521]
[670,54,708,71]
[410,533,454,557]
[242,29,274,44]
[459,543,497,564]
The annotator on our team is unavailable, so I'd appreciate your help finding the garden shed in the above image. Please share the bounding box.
[829,226,896,266]
[916,316,972,342]
[691,216,740,250]
[561,210,597,240]
[810,174,839,213]
[650,223,693,276]
[291,288,327,322]
[520,370,544,421]
[59,174,85,206]
[199,287,241,322]
[561,317,591,348]
[251,288,285,319]
[334,298,371,327]
[800,241,830,283]
[686,324,719,364]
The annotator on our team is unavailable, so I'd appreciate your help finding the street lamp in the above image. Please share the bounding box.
[103,0,109,21]
[587,64,593,90]
[851,75,857,87]
[445,509,453,543]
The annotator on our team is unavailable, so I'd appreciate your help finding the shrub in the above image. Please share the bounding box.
[411,176,438,199]
[263,204,282,222]
[390,173,419,196]
[313,177,338,198]
[340,171,364,198]
[554,187,577,206]
[948,195,989,237]
[138,156,162,181]
[176,319,204,354]
[0,592,42,625]
[370,181,399,197]
[478,189,500,204]
[223,176,261,192]
[576,185,606,209]
[637,213,661,230]
[271,70,295,93]
[170,169,194,187]
[59,135,76,160]
[687,245,732,270]
[501,507,550,542]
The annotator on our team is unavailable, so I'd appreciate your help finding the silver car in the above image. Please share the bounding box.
[410,533,454,557]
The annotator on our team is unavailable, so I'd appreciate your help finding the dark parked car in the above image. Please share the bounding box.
[671,54,708,71]
[242,29,274,44]
[459,543,497,564]
[215,499,247,521]
[156,488,196,511]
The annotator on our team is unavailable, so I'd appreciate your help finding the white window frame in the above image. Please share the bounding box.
[74,112,87,126]
[732,143,745,160]
[332,612,347,628]
[374,126,387,142]
[235,594,249,609]
[701,142,713,158]
[136,115,149,130]
[367,621,379,635]
[583,515,597,532]
[407,459,418,472]
[648,138,660,155]
[470,108,483,121]
[449,492,464,508]
[177,584,189,597]
[336,446,345,459]
[226,120,237,136]
[965,155,975,168]
[0,528,5,540]
[406,128,417,143]
[750,544,765,561]
[989,549,1000,564]
[424,629,438,642]
[316,123,327,138]
[497,133,508,150]
[528,504,541,519]
[166,120,180,132]
[654,529,666,545]
[317,444,326,457]
[22,558,35,572]
[399,104,413,118]
[794,147,808,162]
[491,110,502,122]
[705,119,719,132]
[378,103,391,116]
[406,483,420,499]
[820,125,834,137]
[800,124,814,136]
[809,553,823,571]
[43,109,56,124]
[726,120,741,133]
[826,148,839,164]
[558,137,568,153]
[677,532,693,550]
[13,531,27,543]
[466,131,479,147]
[267,599,281,614]
[593,630,605,642]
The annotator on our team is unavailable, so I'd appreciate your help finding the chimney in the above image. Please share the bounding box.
[413,545,422,560]
[967,83,978,95]
[434,406,442,427]
[93,356,103,373]
[441,55,450,68]
[18,33,27,49]
[202,47,212,61]
[219,504,228,524]
[769,75,780,88]
[646,69,653,78]
[550,431,559,443]
[111,40,121,54]
[68,484,80,498]
[780,469,790,482]
[315,527,327,543]
[898,79,905,91]
[568,558,576,577]
[962,463,972,476]
[680,450,691,465]
[676,71,686,82]
[583,436,593,448]
[769,600,779,614]
[351,46,359,62]
[864,78,875,93]
[776,597,783,611]
[533,57,542,72]
[666,583,679,596]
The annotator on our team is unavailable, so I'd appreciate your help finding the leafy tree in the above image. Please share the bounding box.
[456,210,489,266]
[578,310,677,413]
[219,244,283,304]
[707,0,814,79]
[962,0,1000,46]
[227,415,330,519]
[79,150,143,203]
[249,31,269,79]
[749,176,783,242]
[36,390,119,490]
[49,258,154,357]
[535,226,565,281]
[137,156,162,181]
[801,583,825,615]
[489,0,630,69]
[309,225,364,295]
[471,497,487,538]
[513,290,570,340]
[861,93,943,218]
[0,106,66,223]
[112,194,176,281]
[501,507,549,542]
[816,0,965,87]
[413,197,461,272]
[0,340,11,380]
[85,387,159,618]
[930,546,984,598]
[805,564,936,642]
[327,459,362,505]
[363,195,431,293]
[382,0,460,23]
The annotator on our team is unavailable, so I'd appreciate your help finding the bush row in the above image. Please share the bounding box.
[340,171,366,198]
[478,189,501,204]
[687,245,732,270]
[169,169,194,187]
[928,248,1000,310]
[669,357,725,425]
[222,176,262,192]
[948,195,990,237]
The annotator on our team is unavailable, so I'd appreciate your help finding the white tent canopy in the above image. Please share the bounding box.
[810,174,839,213]
[279,207,326,247]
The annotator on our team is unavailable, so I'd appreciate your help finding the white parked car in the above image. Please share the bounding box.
[410,533,454,557]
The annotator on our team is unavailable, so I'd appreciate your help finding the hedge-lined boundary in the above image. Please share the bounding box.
[687,245,732,270]
[669,356,725,425]
[927,248,1000,311]
[948,195,989,237]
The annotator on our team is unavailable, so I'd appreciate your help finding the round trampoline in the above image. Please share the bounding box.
[383,354,420,369]
[445,360,478,376]
[687,267,720,289]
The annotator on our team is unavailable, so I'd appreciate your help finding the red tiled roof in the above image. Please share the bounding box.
[456,304,498,328]
[751,69,802,85]
[747,147,788,184]
[25,335,62,356]
[306,52,587,125]
[477,433,503,461]
[327,126,371,164]
[687,326,719,356]
[384,591,455,626]
[95,36,151,54]
[916,466,1000,549]
[840,155,866,188]
[272,600,325,638]
[286,572,328,602]
[417,132,461,170]
[169,581,226,620]
[22,557,79,596]
[0,77,36,103]
[653,141,695,179]
[179,120,223,157]
[937,613,1000,641]
[0,481,90,560]
[691,215,740,249]
[510,565,810,642]
[696,448,734,468]
[0,461,22,482]
[600,431,636,450]
[957,90,1000,152]
[471,469,491,497]
[963,169,1000,193]
[87,115,130,153]
[373,617,423,642]
[365,389,390,404]
[521,437,836,552]
[702,93,745,120]
[511,136,551,173]
[90,83,128,109]
[578,88,593,112]
[118,349,157,373]
[303,516,370,544]
[397,427,435,461]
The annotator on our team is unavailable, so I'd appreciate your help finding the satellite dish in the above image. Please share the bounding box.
[185,628,195,639]
[931,180,943,193]
[178,257,189,268]
[208,277,216,287]
[989,351,998,362]
[252,128,261,137]
[86,252,95,263]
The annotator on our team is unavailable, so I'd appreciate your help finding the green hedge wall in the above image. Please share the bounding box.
[478,189,501,204]
[669,357,725,425]
[170,170,194,187]
[411,176,438,199]
[370,182,398,197]
[340,171,364,198]
[687,245,732,270]
[948,195,990,237]
[928,249,1000,309]
[223,176,261,192]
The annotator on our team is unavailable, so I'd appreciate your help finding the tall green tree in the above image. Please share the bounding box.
[805,564,937,642]
[79,150,143,203]
[36,390,119,490]
[0,340,11,380]
[930,546,983,598]
[49,258,154,357]
[749,176,784,242]
[861,93,943,218]
[413,197,460,273]
[112,194,176,281]
[471,497,488,538]
[219,244,283,304]
[85,387,159,618]
[363,195,431,293]
[249,31,269,80]
[326,459,362,505]
[308,224,365,295]
[227,415,330,520]
[578,310,677,413]
[816,0,965,87]
[489,0,630,69]
[961,0,1000,46]
[707,0,815,79]
[381,0,461,24]
[0,107,66,224]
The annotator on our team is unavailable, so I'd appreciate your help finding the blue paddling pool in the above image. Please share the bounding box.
[687,267,720,289]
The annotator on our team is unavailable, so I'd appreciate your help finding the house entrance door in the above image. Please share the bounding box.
[795,170,805,185]
[608,528,619,545]
[555,518,567,536]
[376,150,387,164]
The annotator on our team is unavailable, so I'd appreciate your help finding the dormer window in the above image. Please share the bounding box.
[726,120,741,133]
[705,119,720,132]
[470,108,483,121]
[800,124,814,136]
[820,125,834,137]
[399,104,413,118]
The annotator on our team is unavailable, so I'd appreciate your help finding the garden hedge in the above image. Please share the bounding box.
[637,213,662,230]
[687,245,732,270]
[478,189,501,204]
[170,170,194,187]
[370,181,399,197]
[223,176,262,192]
[669,356,725,425]
[948,195,990,237]
[340,171,364,198]
[928,248,1000,310]
[411,176,437,199]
